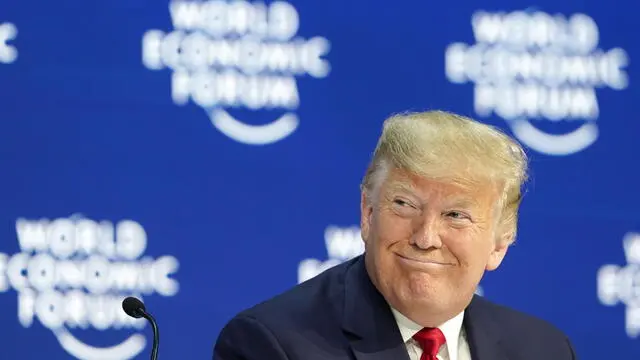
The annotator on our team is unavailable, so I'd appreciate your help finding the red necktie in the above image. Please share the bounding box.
[412,327,446,360]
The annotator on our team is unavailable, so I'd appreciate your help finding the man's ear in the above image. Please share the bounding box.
[360,191,373,244]
[486,241,508,271]
[486,228,513,271]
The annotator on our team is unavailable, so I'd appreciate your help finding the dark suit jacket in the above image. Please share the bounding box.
[213,255,577,360]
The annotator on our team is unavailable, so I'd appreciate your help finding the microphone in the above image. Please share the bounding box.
[122,296,160,360]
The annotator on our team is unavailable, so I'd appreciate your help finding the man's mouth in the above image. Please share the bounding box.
[395,253,453,267]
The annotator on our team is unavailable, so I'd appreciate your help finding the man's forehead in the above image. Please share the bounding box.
[386,180,417,193]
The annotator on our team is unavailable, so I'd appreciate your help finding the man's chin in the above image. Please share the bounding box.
[391,292,459,321]
[393,284,447,304]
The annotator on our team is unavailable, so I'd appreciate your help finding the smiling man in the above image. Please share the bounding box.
[213,110,577,360]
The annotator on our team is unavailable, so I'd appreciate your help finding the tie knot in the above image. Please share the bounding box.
[412,327,446,357]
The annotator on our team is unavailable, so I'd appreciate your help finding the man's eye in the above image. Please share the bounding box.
[393,199,412,207]
[447,211,469,220]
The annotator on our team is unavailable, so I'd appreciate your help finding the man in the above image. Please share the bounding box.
[213,110,577,360]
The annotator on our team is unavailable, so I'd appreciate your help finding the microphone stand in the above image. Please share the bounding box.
[140,309,160,360]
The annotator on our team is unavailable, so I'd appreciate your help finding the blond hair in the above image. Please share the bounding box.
[360,110,528,245]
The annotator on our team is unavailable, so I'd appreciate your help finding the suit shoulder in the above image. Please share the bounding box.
[215,260,359,359]
[229,258,353,327]
[472,296,569,339]
[470,297,576,359]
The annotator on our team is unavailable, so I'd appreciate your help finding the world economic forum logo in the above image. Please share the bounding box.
[142,0,331,145]
[597,232,640,338]
[298,225,365,283]
[0,22,17,64]
[445,10,629,156]
[0,215,179,359]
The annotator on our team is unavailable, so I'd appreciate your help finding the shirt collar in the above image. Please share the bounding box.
[390,307,465,360]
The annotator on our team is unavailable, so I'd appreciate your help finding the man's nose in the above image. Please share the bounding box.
[410,214,443,249]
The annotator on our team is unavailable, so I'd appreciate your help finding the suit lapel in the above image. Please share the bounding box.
[464,295,509,360]
[341,256,411,360]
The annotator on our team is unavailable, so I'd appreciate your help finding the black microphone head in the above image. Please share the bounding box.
[122,296,146,318]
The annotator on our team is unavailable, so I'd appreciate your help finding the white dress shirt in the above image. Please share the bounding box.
[390,308,472,360]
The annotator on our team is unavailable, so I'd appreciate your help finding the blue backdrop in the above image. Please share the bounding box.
[0,0,638,359]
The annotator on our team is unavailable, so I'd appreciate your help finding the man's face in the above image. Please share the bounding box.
[361,167,509,325]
